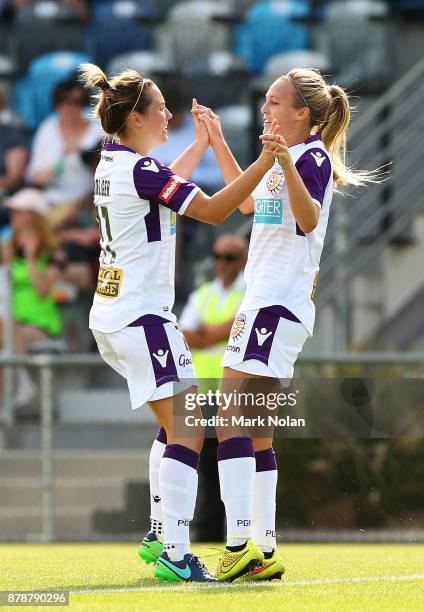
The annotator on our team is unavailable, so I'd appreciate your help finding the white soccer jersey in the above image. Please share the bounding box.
[89,143,199,333]
[240,135,333,336]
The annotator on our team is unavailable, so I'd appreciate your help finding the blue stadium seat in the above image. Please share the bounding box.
[13,52,90,129]
[234,0,310,73]
[83,2,152,69]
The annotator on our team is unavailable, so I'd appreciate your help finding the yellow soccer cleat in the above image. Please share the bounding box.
[214,539,264,582]
[234,549,285,582]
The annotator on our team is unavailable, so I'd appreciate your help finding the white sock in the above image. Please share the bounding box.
[217,437,255,548]
[149,429,166,543]
[160,444,199,562]
[253,448,278,553]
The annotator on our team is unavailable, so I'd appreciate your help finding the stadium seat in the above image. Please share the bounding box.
[234,0,310,73]
[84,2,152,69]
[185,51,250,108]
[264,50,331,79]
[313,0,391,89]
[215,104,251,169]
[13,52,91,129]
[154,0,233,70]
[9,21,82,75]
[107,51,174,79]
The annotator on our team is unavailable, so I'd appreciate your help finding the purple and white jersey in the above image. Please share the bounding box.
[241,135,333,336]
[89,143,199,333]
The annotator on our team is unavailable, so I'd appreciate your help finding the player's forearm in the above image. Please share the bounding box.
[169,141,208,181]
[202,321,233,344]
[211,138,243,185]
[283,161,319,233]
[206,159,267,224]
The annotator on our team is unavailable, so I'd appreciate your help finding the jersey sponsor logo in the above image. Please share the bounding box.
[254,198,283,225]
[139,158,160,173]
[153,349,169,368]
[230,313,246,342]
[95,266,123,298]
[255,327,273,346]
[225,344,240,353]
[311,150,326,167]
[266,166,284,195]
[160,177,181,204]
[170,210,176,235]
[179,354,192,367]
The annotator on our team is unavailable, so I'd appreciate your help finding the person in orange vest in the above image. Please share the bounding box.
[180,233,247,541]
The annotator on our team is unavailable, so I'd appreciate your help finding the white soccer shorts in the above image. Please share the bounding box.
[92,315,197,409]
[221,306,309,380]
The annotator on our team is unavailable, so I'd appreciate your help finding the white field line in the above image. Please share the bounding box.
[70,573,424,595]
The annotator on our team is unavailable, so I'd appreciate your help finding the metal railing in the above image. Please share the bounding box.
[1,351,424,542]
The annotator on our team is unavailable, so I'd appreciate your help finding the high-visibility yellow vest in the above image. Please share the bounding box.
[192,281,244,389]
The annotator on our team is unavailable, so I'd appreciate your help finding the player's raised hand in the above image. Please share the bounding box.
[193,104,224,147]
[258,119,282,169]
[260,122,291,170]
[191,98,209,149]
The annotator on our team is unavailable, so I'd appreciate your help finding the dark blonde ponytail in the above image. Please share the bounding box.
[79,62,153,136]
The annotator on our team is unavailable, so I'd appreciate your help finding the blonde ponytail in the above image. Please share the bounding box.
[283,69,381,188]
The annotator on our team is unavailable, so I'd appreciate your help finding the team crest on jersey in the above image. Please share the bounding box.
[230,313,246,342]
[266,167,284,195]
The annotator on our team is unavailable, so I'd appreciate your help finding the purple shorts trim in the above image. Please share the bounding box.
[255,448,277,472]
[128,314,171,327]
[163,443,199,470]
[217,437,254,461]
[243,305,300,365]
[156,427,167,445]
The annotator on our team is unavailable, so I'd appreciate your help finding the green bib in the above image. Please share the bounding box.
[11,256,62,337]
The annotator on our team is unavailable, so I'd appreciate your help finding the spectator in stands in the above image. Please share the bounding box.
[28,79,102,227]
[12,0,90,21]
[0,85,29,198]
[0,188,63,405]
[180,233,247,541]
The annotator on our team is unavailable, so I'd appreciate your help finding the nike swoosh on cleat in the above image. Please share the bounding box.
[159,558,191,579]
[220,551,248,572]
[253,562,275,574]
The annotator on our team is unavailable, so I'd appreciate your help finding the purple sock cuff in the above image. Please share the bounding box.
[163,444,199,470]
[255,448,277,472]
[217,437,254,461]
[156,427,167,445]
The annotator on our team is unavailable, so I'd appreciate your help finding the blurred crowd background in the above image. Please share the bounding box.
[0,0,423,542]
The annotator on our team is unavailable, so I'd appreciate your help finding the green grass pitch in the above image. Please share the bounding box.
[1,543,423,611]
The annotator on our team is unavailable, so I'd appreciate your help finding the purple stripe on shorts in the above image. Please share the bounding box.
[243,306,300,365]
[143,321,179,387]
[144,201,161,243]
[156,427,167,444]
[128,314,171,327]
[217,437,254,461]
[255,448,277,472]
[163,443,199,470]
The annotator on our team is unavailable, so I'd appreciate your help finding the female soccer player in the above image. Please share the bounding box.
[195,68,375,581]
[79,63,286,583]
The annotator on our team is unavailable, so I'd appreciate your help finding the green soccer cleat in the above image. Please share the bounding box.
[154,551,217,583]
[234,549,285,582]
[214,539,264,582]
[138,531,164,565]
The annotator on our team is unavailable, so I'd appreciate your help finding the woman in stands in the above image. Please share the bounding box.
[195,68,376,581]
[79,63,286,583]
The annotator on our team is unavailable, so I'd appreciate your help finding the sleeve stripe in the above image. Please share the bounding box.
[177,186,201,216]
